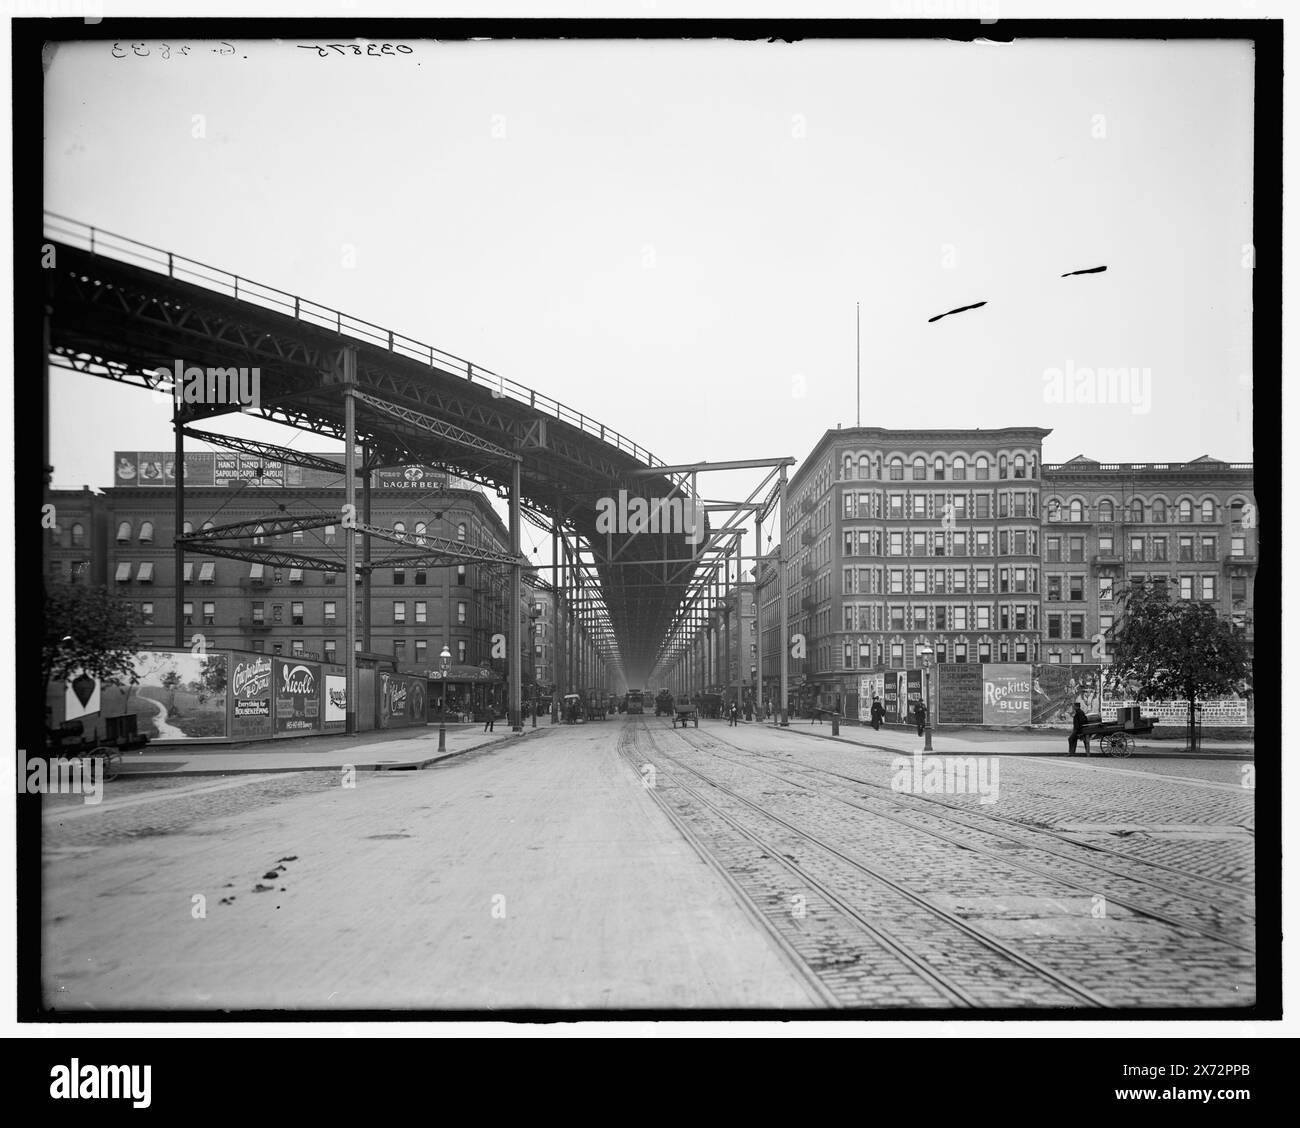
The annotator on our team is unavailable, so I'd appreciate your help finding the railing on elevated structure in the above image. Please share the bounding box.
[44,212,691,497]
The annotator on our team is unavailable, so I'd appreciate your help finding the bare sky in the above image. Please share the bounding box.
[45,34,1255,528]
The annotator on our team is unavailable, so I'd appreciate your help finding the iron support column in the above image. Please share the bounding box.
[362,443,372,653]
[778,462,789,727]
[510,458,522,731]
[343,350,358,734]
[173,403,185,648]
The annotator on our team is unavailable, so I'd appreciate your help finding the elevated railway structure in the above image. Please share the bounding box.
[41,214,795,729]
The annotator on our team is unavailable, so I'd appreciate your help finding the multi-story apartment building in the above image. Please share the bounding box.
[754,430,1255,718]
[1040,455,1257,664]
[772,427,1050,713]
[45,458,536,701]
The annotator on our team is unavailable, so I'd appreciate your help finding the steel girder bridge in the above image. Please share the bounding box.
[41,214,747,730]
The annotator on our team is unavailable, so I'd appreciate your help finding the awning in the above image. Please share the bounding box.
[199,561,216,582]
[249,563,264,580]
[183,562,194,582]
[115,521,131,544]
[114,561,132,582]
[424,664,502,683]
[289,568,304,583]
[137,561,154,583]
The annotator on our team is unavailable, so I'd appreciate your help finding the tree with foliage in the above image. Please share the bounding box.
[43,585,142,705]
[1103,581,1253,751]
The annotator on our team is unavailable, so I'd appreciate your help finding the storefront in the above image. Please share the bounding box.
[419,663,503,721]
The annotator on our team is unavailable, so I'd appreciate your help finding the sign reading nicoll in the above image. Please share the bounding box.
[594,490,704,545]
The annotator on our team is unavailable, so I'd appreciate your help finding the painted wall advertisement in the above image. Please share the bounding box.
[377,672,428,729]
[1031,664,1103,726]
[1102,697,1248,728]
[324,670,348,729]
[229,653,273,739]
[273,658,321,735]
[982,664,1033,726]
[937,664,983,724]
[101,650,230,741]
[858,675,885,718]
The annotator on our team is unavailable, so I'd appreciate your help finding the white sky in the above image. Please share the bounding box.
[45,33,1255,517]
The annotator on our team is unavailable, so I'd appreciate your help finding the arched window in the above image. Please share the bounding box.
[1129,500,1144,523]
[889,457,904,481]
[1178,499,1193,523]
[1201,499,1216,523]
[1097,500,1114,522]
[414,521,427,545]
[952,456,966,481]
[934,456,946,481]
[115,521,131,544]
[1151,500,1166,523]
[253,524,265,545]
[1069,500,1084,522]
[999,455,1009,479]
[857,455,869,480]
[457,523,467,542]
[912,456,927,481]
[138,521,154,544]
[70,522,84,547]
[393,521,406,539]
[842,455,852,479]
[975,456,989,481]
[1013,454,1026,479]
[1047,499,1061,522]
[182,520,193,535]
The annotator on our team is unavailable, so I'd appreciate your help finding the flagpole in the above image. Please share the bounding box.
[856,301,861,427]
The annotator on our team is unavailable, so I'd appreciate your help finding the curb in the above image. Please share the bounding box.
[112,724,556,778]
[759,723,1253,761]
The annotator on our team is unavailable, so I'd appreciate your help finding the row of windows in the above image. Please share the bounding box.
[840,639,1037,667]
[840,452,1037,482]
[839,605,1041,632]
[1044,498,1248,524]
[842,491,1039,520]
[841,565,1038,596]
[843,529,1007,557]
[107,519,475,546]
[111,562,473,586]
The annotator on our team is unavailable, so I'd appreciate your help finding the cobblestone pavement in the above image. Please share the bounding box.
[626,717,1255,1010]
[39,717,1256,1011]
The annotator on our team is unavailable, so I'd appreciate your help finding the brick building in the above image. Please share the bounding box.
[754,429,1254,718]
[45,457,537,711]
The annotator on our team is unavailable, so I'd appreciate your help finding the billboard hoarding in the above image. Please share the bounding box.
[273,658,321,736]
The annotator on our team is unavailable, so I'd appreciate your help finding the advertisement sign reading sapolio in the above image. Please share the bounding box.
[229,654,274,739]
[982,664,1033,725]
[273,658,322,735]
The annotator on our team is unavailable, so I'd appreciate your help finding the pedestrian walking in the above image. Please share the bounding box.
[729,702,738,726]
[1068,702,1091,756]
[913,700,927,738]
[869,696,885,731]
[483,709,495,733]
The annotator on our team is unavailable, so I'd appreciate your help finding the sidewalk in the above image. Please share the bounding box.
[750,718,1253,760]
[112,718,561,776]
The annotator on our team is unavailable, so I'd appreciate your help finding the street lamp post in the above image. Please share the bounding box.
[438,644,451,753]
[918,645,934,753]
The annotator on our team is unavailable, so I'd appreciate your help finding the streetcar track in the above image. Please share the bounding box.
[638,721,1115,1009]
[672,723,1254,953]
[697,723,1254,899]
